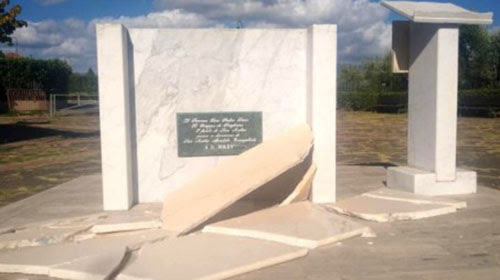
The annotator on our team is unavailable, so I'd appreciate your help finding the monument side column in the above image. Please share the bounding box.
[96,24,134,210]
[307,25,337,203]
[408,23,458,181]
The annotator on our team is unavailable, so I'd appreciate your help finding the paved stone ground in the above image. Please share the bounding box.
[1,165,499,279]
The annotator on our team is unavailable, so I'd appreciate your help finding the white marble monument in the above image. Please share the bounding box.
[97,25,337,210]
[382,1,493,195]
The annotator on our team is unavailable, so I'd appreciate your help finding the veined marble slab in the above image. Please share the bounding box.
[128,28,309,202]
[97,25,337,209]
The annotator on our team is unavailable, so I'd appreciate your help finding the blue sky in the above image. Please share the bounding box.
[4,0,499,72]
[16,0,154,22]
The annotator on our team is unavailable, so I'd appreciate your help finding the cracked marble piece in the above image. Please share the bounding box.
[0,225,89,250]
[362,188,467,209]
[203,201,369,249]
[126,28,309,203]
[91,219,162,234]
[117,233,308,280]
[161,124,313,236]
[0,214,110,249]
[280,163,317,206]
[0,229,171,276]
[49,247,126,280]
[326,195,459,223]
[91,204,162,234]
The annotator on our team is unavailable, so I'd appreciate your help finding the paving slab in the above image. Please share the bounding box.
[203,201,369,249]
[280,163,316,206]
[161,124,313,236]
[326,195,459,222]
[91,204,162,234]
[49,247,126,280]
[117,233,308,280]
[362,188,467,209]
[0,229,171,276]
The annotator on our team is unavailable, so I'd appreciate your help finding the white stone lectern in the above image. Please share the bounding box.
[381,1,493,195]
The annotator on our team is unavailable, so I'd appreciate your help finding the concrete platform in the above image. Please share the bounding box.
[1,166,500,279]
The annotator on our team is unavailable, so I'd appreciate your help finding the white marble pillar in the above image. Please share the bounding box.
[96,24,135,210]
[387,22,476,195]
[408,23,458,181]
[307,25,337,203]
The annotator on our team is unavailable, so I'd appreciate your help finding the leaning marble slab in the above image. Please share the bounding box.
[0,229,171,279]
[117,233,308,280]
[161,124,313,236]
[280,163,317,206]
[203,201,369,249]
[326,189,464,222]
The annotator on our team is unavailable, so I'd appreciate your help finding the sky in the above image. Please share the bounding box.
[2,0,498,72]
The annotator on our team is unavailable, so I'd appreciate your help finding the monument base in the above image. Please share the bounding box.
[387,166,476,196]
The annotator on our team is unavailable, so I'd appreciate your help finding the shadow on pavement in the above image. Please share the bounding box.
[0,123,98,144]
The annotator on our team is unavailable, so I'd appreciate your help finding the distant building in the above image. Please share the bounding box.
[5,53,22,59]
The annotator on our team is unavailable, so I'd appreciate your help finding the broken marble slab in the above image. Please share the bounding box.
[161,124,313,236]
[203,201,369,249]
[362,188,467,209]
[91,203,162,234]
[280,163,317,206]
[39,213,108,230]
[0,213,111,249]
[117,233,308,280]
[326,195,460,223]
[0,224,89,250]
[0,229,171,278]
[48,247,126,280]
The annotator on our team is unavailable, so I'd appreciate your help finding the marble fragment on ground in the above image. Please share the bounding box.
[48,247,126,280]
[0,226,87,249]
[161,124,314,236]
[0,229,171,278]
[0,213,109,249]
[91,204,162,234]
[280,163,317,206]
[203,201,369,249]
[117,233,308,280]
[326,189,464,222]
[362,188,467,209]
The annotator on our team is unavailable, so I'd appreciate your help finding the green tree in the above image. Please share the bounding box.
[0,49,4,58]
[459,25,494,89]
[68,68,98,95]
[340,53,407,93]
[490,30,500,88]
[0,0,27,46]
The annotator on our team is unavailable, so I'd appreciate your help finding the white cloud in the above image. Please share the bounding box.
[36,0,68,6]
[2,0,392,72]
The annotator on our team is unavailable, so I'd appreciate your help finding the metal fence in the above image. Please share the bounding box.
[49,93,99,117]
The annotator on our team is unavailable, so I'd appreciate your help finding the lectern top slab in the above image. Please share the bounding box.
[381,1,493,25]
